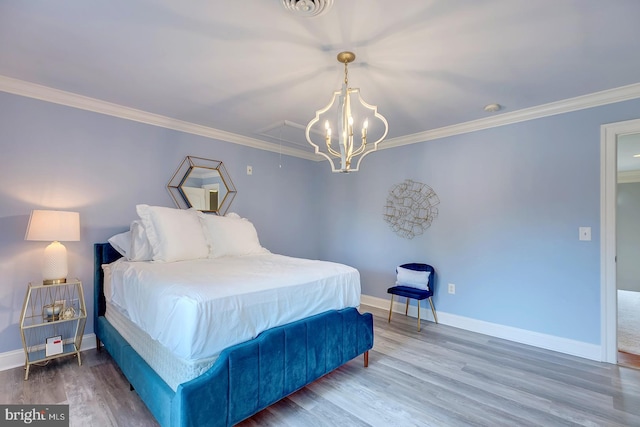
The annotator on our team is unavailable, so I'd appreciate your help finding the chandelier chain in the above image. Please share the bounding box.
[344,61,349,86]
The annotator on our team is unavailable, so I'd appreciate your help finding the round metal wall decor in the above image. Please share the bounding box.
[383,179,440,239]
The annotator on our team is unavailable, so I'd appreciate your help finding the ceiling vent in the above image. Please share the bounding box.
[282,0,333,17]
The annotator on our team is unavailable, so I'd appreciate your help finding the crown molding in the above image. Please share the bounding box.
[618,170,640,184]
[2,74,640,160]
[0,75,318,161]
[384,82,640,149]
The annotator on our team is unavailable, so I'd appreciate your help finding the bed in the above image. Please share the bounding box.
[93,206,373,427]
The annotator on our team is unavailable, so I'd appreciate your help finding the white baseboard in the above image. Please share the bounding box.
[361,294,602,362]
[0,333,97,372]
[1,298,604,373]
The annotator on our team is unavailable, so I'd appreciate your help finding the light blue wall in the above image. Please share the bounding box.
[0,91,322,353]
[617,182,640,292]
[2,88,640,355]
[318,99,640,345]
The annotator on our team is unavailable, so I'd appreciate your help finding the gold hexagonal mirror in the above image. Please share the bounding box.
[167,156,237,215]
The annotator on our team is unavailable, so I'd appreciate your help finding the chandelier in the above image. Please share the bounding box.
[305,51,388,173]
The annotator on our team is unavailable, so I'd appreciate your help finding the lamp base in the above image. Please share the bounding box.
[43,278,67,285]
[42,241,69,285]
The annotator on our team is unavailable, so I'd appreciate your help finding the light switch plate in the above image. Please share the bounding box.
[579,227,591,241]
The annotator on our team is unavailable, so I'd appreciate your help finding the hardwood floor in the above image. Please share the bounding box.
[2,305,640,426]
[618,350,640,370]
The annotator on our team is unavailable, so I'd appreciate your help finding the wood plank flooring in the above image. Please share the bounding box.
[2,305,640,426]
[618,350,640,370]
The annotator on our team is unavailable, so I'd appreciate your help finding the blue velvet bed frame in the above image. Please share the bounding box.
[94,243,374,427]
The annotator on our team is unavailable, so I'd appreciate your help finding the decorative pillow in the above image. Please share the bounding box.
[199,213,268,258]
[128,220,154,261]
[108,231,131,258]
[396,266,430,291]
[136,204,209,262]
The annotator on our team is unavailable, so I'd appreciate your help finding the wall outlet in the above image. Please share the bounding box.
[448,283,456,294]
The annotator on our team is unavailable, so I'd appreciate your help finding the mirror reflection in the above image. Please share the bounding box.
[181,167,227,211]
[167,156,237,215]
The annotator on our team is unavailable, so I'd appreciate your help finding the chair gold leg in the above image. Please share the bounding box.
[388,295,394,323]
[405,299,409,316]
[417,300,421,332]
[429,297,438,324]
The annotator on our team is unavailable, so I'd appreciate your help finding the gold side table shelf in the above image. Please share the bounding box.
[19,279,87,380]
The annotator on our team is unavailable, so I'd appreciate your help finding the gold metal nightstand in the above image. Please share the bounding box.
[19,279,87,380]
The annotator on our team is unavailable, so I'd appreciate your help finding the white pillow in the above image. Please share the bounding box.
[102,263,113,302]
[136,204,209,262]
[396,266,431,291]
[199,213,268,258]
[108,231,131,258]
[128,220,154,261]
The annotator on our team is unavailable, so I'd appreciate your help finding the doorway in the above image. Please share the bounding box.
[616,133,640,367]
[601,118,640,366]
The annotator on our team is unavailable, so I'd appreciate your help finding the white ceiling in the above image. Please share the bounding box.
[2,1,640,158]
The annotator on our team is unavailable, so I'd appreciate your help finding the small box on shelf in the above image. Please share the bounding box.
[45,335,63,357]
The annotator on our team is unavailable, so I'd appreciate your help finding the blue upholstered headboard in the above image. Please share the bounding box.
[93,243,123,329]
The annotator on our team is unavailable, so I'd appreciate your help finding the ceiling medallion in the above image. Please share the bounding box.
[282,0,334,17]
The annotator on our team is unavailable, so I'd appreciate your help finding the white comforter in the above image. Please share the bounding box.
[105,253,361,360]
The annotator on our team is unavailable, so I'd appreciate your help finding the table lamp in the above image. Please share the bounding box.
[25,210,80,285]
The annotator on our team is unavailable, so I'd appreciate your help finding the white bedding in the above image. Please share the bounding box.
[105,253,361,360]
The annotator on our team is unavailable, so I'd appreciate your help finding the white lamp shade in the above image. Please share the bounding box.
[25,210,80,242]
[25,210,80,284]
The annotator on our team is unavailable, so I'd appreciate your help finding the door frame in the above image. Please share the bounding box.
[600,117,640,363]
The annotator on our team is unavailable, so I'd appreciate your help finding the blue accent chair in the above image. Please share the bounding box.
[387,263,438,331]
